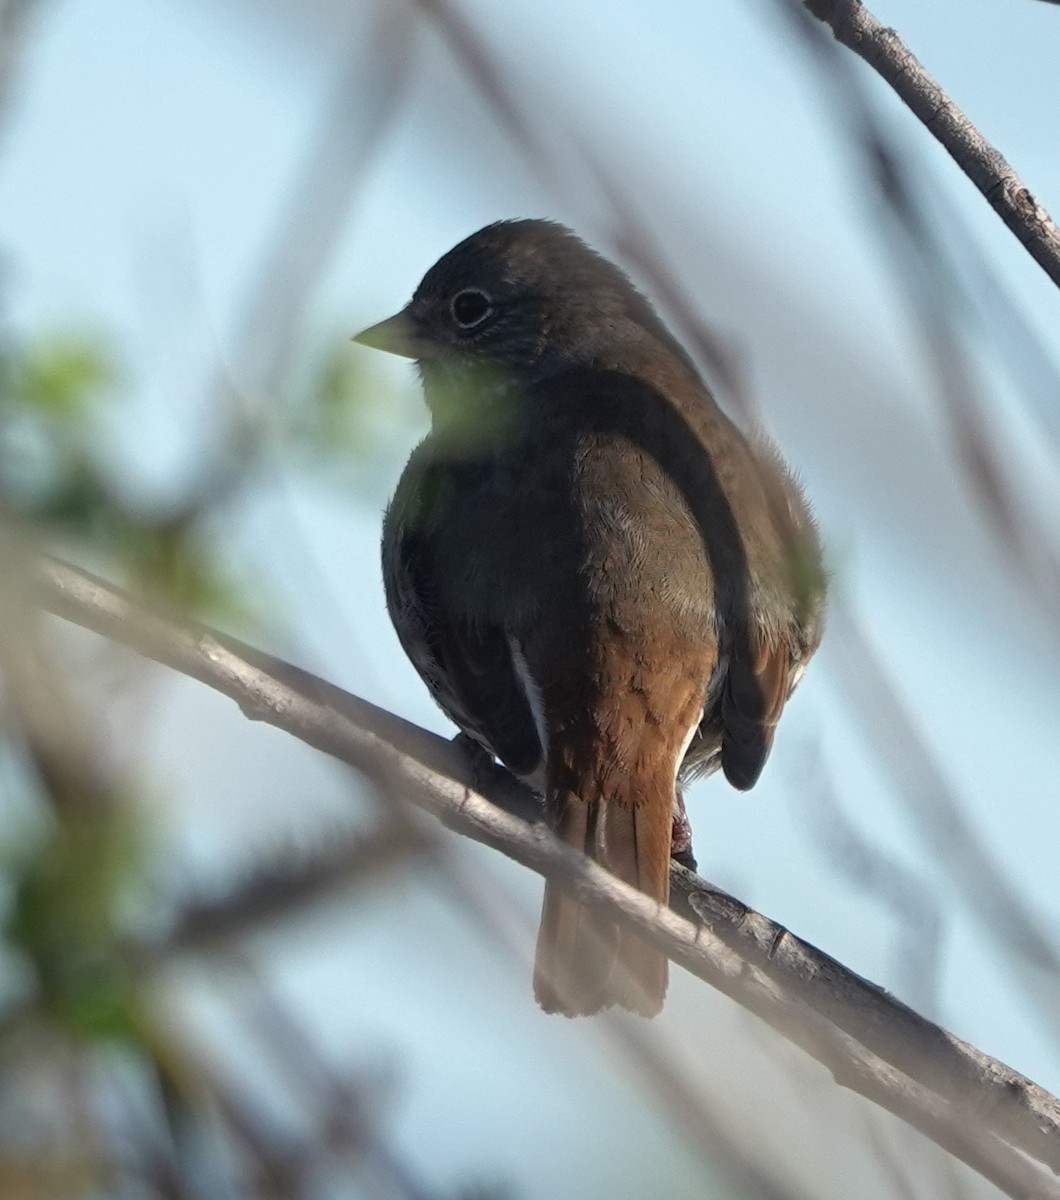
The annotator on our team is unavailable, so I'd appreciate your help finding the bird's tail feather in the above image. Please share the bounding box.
[533,780,671,1017]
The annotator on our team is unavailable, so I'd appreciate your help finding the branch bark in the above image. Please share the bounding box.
[802,0,1060,290]
[33,556,1060,1199]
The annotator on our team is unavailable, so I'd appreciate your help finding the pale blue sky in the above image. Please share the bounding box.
[3,2,1060,1196]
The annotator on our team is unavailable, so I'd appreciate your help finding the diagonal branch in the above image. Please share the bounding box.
[800,0,1060,289]
[33,555,1060,1199]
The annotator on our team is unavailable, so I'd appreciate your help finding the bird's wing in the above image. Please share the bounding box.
[718,434,823,791]
[382,461,544,780]
[719,627,798,791]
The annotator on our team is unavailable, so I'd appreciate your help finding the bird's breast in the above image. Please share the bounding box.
[401,421,717,645]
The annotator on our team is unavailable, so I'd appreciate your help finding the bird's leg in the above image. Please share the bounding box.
[453,731,496,791]
[670,788,697,871]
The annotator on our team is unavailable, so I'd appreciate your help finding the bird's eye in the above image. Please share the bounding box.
[450,289,494,330]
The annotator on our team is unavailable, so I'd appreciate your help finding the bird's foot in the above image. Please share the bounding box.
[453,731,495,790]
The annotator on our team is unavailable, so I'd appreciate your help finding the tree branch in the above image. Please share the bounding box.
[33,556,1060,1198]
[801,0,1060,289]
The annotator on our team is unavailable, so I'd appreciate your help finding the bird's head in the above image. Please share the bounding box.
[354,219,682,379]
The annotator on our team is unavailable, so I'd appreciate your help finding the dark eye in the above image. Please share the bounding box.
[450,289,494,330]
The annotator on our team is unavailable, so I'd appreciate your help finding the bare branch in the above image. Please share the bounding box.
[801,0,1060,289]
[33,555,1060,1198]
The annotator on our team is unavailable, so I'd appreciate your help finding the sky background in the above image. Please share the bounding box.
[2,1,1060,1197]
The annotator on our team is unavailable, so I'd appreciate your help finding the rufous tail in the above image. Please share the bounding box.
[533,762,673,1017]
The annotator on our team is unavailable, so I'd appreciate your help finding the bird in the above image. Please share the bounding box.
[355,220,824,1017]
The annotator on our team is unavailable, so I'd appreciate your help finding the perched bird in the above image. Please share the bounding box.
[356,220,823,1017]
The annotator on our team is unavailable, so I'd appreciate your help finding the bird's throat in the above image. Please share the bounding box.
[422,361,526,456]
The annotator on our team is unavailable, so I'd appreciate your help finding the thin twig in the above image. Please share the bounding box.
[801,0,1060,288]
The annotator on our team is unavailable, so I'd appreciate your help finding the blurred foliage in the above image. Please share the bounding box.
[284,328,426,503]
[0,313,453,1196]
[0,379,162,1192]
[290,336,376,460]
[0,330,253,618]
[5,332,115,421]
[5,801,147,1042]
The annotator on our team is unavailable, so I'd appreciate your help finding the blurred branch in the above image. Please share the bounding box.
[826,596,1060,1028]
[590,160,759,427]
[801,0,1060,289]
[165,7,418,532]
[411,0,556,184]
[0,0,42,143]
[789,747,944,1013]
[32,554,1060,1197]
[162,821,430,955]
[603,1012,813,1200]
[230,6,416,404]
[230,956,444,1200]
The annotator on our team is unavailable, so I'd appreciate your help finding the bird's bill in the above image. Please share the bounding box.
[351,308,426,359]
